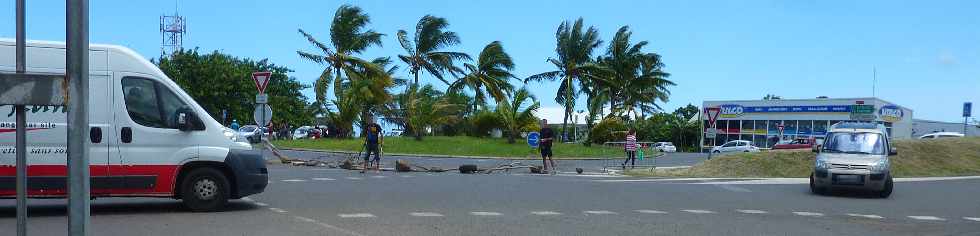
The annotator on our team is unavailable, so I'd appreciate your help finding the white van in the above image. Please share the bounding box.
[0,39,267,211]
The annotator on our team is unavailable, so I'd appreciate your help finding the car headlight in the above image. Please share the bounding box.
[869,159,889,173]
[815,158,830,170]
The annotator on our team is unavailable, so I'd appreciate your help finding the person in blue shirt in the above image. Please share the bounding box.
[361,118,384,173]
[230,119,240,130]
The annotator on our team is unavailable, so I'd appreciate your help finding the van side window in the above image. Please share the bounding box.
[122,77,189,129]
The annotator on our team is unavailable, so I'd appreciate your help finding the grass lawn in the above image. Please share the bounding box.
[626,137,980,178]
[272,136,626,159]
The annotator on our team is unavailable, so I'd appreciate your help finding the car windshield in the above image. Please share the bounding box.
[239,127,256,132]
[822,132,885,155]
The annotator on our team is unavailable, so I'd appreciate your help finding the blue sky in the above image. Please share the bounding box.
[2,0,978,123]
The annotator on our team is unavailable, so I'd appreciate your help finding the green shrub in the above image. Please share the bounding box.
[590,117,627,144]
[470,110,503,137]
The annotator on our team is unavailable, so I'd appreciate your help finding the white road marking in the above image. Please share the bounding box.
[345,177,363,180]
[531,211,563,216]
[682,209,715,214]
[736,209,768,214]
[312,178,336,181]
[583,210,618,215]
[410,212,444,217]
[400,175,414,178]
[715,184,752,192]
[470,211,503,216]
[847,213,884,219]
[294,216,317,223]
[793,212,824,217]
[281,179,306,182]
[370,176,386,179]
[634,210,668,214]
[254,202,269,207]
[964,217,980,222]
[907,216,945,221]
[338,213,376,218]
[269,208,287,213]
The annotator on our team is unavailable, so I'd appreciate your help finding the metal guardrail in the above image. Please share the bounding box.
[602,149,666,172]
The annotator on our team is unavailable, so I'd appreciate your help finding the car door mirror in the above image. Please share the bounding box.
[889,147,898,156]
[176,111,193,131]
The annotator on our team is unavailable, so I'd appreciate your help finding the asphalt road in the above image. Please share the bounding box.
[1,151,978,236]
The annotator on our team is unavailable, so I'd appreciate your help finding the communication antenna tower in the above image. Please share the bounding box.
[160,0,186,56]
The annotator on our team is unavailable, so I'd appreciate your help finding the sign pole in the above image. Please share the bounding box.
[15,0,29,235]
[67,0,92,235]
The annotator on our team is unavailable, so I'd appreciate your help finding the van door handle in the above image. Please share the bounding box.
[121,127,132,143]
[90,127,103,143]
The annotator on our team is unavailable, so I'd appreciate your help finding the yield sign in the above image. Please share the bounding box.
[252,72,272,94]
[705,107,721,128]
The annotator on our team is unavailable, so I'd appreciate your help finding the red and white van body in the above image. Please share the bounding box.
[0,39,267,203]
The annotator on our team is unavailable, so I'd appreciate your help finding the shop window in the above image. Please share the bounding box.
[741,120,754,134]
[799,120,813,135]
[783,120,798,136]
[814,120,829,136]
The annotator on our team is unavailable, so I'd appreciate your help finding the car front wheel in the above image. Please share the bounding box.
[878,177,893,198]
[181,167,230,212]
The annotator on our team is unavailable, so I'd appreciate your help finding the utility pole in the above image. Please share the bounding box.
[15,1,28,235]
[67,0,92,235]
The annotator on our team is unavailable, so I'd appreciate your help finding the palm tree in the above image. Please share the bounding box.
[449,41,516,112]
[599,26,672,119]
[397,15,470,140]
[344,57,396,134]
[497,87,541,144]
[526,18,605,141]
[397,15,471,86]
[297,4,384,105]
[324,94,362,138]
[405,84,462,140]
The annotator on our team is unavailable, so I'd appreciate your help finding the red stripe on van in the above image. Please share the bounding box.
[0,165,180,197]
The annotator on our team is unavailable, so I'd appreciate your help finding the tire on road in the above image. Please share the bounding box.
[180,167,231,212]
[878,177,893,198]
[809,173,825,195]
[459,164,478,174]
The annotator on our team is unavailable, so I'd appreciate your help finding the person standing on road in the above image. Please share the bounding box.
[230,119,240,130]
[361,117,384,173]
[539,119,556,174]
[623,128,637,169]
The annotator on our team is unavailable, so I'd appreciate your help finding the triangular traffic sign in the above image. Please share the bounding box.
[252,72,272,94]
[705,107,721,128]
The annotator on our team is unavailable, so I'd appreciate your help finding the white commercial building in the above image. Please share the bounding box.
[700,97,914,150]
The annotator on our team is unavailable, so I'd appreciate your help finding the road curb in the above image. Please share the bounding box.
[276,147,630,160]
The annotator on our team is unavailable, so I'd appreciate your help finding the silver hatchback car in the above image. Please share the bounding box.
[810,122,897,198]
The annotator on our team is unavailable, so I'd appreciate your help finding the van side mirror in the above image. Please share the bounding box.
[176,111,192,131]
[174,107,201,131]
[889,147,898,156]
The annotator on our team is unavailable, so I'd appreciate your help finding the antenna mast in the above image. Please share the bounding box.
[160,0,186,57]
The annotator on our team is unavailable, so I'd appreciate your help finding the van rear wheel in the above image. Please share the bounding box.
[181,167,230,212]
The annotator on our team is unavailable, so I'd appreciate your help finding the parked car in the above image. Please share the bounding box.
[293,126,313,139]
[810,122,895,198]
[652,142,677,152]
[238,125,264,143]
[711,140,760,153]
[772,138,815,150]
[918,132,964,139]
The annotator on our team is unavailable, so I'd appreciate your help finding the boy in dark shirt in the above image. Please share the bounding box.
[361,118,384,173]
[539,119,556,174]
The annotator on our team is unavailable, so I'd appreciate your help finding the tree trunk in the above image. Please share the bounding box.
[507,128,516,144]
[333,63,343,100]
[408,69,422,141]
[560,78,572,142]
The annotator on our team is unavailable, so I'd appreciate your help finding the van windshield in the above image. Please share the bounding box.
[822,132,885,155]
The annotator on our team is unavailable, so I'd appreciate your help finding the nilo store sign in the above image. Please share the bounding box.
[719,104,744,118]
[878,105,904,123]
